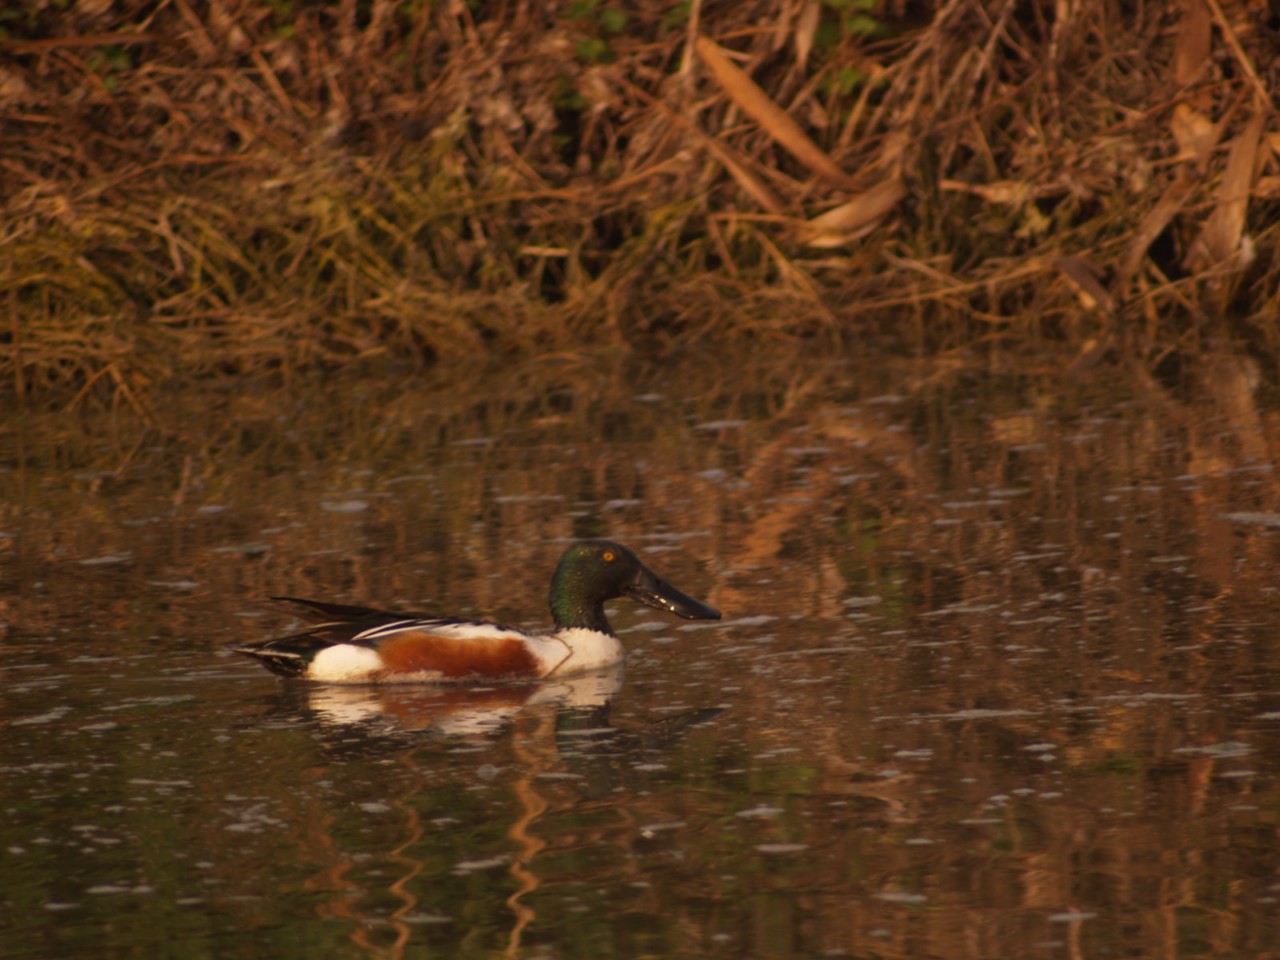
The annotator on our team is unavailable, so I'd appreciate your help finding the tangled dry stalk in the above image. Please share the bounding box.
[1,0,1277,405]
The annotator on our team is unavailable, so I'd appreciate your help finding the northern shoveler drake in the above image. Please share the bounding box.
[227,540,720,683]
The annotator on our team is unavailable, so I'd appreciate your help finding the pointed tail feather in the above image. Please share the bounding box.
[270,596,399,622]
[226,642,310,678]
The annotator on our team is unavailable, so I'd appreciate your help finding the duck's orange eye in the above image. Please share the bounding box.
[602,550,616,562]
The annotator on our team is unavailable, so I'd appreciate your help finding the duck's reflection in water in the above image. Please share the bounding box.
[255,670,724,960]
[291,667,628,745]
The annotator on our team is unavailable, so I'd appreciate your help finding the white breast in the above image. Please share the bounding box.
[528,628,625,676]
[309,644,386,682]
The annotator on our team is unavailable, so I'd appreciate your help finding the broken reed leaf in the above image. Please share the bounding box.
[800,175,906,247]
[1188,112,1265,271]
[695,35,851,188]
[1167,0,1214,165]
[793,1,821,72]
[1172,0,1211,86]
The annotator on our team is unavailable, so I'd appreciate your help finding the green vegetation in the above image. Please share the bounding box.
[2,0,1276,405]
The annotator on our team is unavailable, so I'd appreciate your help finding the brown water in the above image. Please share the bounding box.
[3,352,1280,959]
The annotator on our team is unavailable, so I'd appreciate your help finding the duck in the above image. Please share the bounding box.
[227,539,720,683]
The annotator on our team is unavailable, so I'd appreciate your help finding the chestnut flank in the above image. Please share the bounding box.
[376,631,541,679]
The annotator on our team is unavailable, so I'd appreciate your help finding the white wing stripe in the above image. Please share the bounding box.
[351,619,531,643]
[352,618,446,641]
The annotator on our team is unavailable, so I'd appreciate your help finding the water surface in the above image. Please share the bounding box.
[4,353,1280,958]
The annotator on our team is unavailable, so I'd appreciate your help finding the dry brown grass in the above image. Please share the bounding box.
[1,0,1277,405]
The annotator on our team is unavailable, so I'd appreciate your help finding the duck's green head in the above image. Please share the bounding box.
[548,539,721,634]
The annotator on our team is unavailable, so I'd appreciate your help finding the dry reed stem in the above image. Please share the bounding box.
[1,0,1277,406]
[1190,112,1266,270]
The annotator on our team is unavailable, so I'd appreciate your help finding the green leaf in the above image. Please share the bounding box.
[600,7,627,33]
[575,37,612,63]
